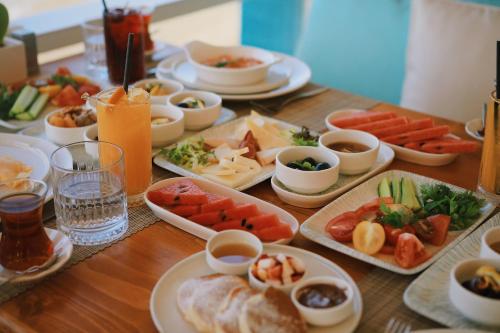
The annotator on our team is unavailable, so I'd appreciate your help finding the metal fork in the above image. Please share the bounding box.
[249,86,329,114]
[384,317,412,333]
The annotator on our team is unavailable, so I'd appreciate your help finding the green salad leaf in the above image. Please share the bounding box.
[290,126,318,146]
[379,202,415,228]
[160,138,214,169]
[51,74,79,89]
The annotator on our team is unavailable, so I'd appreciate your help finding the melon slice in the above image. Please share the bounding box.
[147,179,208,206]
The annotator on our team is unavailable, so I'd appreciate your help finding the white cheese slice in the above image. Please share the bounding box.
[219,158,251,172]
[201,164,237,176]
[202,171,255,188]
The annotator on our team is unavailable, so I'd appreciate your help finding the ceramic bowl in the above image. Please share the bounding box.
[449,258,500,326]
[206,230,262,275]
[151,105,184,148]
[275,146,339,194]
[45,109,96,146]
[319,130,379,175]
[480,226,500,260]
[167,90,221,130]
[291,276,354,327]
[184,40,280,86]
[133,78,183,105]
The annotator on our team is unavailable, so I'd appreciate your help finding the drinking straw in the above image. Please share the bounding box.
[496,40,499,98]
[123,33,134,94]
[102,0,108,12]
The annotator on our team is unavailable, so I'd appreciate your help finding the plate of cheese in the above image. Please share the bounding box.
[153,111,315,191]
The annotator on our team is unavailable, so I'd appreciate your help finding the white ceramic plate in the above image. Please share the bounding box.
[0,141,50,181]
[156,52,311,101]
[271,144,395,208]
[465,118,484,142]
[172,60,291,94]
[150,243,362,333]
[325,109,459,166]
[414,330,489,333]
[0,133,63,202]
[404,213,500,330]
[0,228,73,284]
[300,170,495,275]
[145,177,299,244]
[153,115,301,191]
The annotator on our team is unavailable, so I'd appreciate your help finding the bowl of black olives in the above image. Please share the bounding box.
[275,146,339,194]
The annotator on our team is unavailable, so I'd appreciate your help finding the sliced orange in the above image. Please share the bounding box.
[108,87,127,104]
[352,220,385,255]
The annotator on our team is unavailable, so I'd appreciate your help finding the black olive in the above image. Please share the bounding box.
[287,162,302,170]
[177,102,189,108]
[315,162,331,171]
[302,157,317,166]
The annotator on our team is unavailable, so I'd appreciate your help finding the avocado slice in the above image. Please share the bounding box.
[378,177,392,198]
[401,177,421,210]
[392,177,402,204]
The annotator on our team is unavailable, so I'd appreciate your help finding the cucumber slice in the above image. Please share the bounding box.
[10,85,38,115]
[392,178,402,204]
[15,112,33,121]
[401,177,421,210]
[27,93,49,119]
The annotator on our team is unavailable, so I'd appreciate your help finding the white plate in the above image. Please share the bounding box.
[172,60,291,94]
[156,52,311,101]
[325,109,459,166]
[0,133,63,202]
[150,243,362,333]
[465,118,484,142]
[414,330,489,333]
[300,170,495,275]
[271,144,395,208]
[153,115,300,191]
[0,141,50,181]
[145,177,299,244]
[0,228,73,284]
[404,213,500,330]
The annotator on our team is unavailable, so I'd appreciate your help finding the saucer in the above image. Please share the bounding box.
[0,228,73,284]
[171,60,291,94]
[0,141,50,182]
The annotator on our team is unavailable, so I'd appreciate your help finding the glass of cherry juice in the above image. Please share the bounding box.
[0,179,53,271]
[103,6,146,84]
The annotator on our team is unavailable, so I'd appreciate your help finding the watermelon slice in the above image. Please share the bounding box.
[223,203,259,220]
[189,211,224,225]
[370,118,434,138]
[168,205,200,217]
[330,111,396,128]
[244,214,280,231]
[381,125,450,145]
[255,224,294,242]
[348,116,408,131]
[147,180,208,206]
[212,219,246,231]
[420,139,478,154]
[201,193,235,213]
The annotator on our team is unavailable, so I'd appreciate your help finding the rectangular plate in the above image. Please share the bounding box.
[300,170,496,275]
[153,115,301,191]
[404,212,500,329]
[145,177,299,244]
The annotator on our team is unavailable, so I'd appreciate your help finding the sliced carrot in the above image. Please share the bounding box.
[108,87,127,104]
[420,140,479,154]
[370,118,434,138]
[381,125,450,145]
[330,111,396,128]
[348,116,408,131]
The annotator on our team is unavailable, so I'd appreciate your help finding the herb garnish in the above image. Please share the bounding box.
[160,138,214,170]
[290,126,318,146]
[379,202,415,228]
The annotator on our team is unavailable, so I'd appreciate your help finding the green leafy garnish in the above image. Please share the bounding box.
[290,126,318,146]
[420,184,485,230]
[0,84,21,120]
[160,138,214,169]
[215,61,228,68]
[379,202,415,228]
[51,74,78,89]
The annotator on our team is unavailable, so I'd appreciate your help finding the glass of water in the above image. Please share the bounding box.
[81,21,107,79]
[50,141,128,246]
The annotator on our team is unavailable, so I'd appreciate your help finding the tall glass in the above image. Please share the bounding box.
[103,6,146,84]
[51,141,128,245]
[0,179,53,271]
[95,88,152,206]
[81,21,107,79]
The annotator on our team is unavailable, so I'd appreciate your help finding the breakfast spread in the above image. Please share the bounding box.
[201,55,263,68]
[48,106,96,128]
[250,253,305,287]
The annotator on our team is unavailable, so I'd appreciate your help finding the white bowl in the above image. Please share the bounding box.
[45,109,96,146]
[275,146,340,194]
[133,78,183,105]
[151,105,184,148]
[206,230,262,275]
[291,276,354,327]
[319,130,380,175]
[480,226,500,260]
[167,90,222,130]
[449,258,500,326]
[248,253,306,295]
[184,40,280,86]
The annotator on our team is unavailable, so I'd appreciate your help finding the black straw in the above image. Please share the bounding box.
[102,0,108,12]
[123,33,134,94]
[496,40,499,98]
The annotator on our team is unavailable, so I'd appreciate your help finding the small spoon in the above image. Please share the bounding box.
[0,253,57,286]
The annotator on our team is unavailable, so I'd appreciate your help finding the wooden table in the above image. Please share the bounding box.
[0,56,485,332]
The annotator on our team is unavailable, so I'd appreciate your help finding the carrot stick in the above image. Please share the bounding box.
[381,125,450,145]
[331,111,396,128]
[420,140,479,154]
[348,116,408,131]
[370,118,434,138]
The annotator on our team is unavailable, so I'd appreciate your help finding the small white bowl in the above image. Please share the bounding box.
[449,258,500,326]
[291,276,354,327]
[319,130,379,175]
[151,105,184,148]
[83,123,98,141]
[248,253,306,295]
[184,40,280,86]
[45,109,96,146]
[480,226,500,260]
[275,146,339,195]
[133,78,183,105]
[167,90,221,130]
[206,230,262,275]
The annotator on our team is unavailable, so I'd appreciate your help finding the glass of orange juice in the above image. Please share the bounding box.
[95,87,152,206]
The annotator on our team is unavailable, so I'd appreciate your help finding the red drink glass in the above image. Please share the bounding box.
[103,7,146,84]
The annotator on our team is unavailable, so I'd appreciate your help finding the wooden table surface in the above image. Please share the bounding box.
[0,56,485,333]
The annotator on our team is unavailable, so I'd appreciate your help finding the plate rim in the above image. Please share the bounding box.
[464,118,483,142]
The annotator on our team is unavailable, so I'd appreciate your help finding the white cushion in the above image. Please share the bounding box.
[401,0,500,123]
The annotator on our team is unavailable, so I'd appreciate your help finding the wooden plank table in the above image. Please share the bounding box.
[0,55,486,332]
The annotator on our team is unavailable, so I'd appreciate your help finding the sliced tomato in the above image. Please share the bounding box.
[325,212,359,243]
[325,211,359,230]
[356,197,394,217]
[394,233,430,269]
[380,244,395,255]
[383,225,404,246]
[52,85,84,106]
[56,66,71,76]
[402,224,416,235]
[78,83,101,96]
[426,214,451,246]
